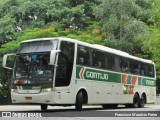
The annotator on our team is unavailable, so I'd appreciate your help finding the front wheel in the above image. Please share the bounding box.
[41,104,48,111]
[75,91,83,111]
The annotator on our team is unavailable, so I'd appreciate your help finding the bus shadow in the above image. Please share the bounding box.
[13,106,149,113]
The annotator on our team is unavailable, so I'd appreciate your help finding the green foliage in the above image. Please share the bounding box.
[0,14,16,45]
[0,58,11,99]
[94,0,148,53]
[0,27,58,54]
[141,26,160,92]
[151,0,160,27]
[67,33,101,44]
[0,0,101,48]
[135,0,153,25]
[142,27,160,70]
[0,26,103,55]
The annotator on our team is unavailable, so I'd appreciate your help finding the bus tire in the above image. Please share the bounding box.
[132,93,140,108]
[75,91,83,111]
[139,94,146,108]
[41,104,48,111]
[125,94,140,108]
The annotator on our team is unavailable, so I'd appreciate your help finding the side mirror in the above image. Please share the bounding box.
[49,50,61,65]
[2,53,15,70]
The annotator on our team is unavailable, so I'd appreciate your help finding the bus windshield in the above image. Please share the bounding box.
[13,53,53,85]
[17,40,58,53]
[12,40,58,85]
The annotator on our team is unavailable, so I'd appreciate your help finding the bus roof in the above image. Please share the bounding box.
[21,37,154,64]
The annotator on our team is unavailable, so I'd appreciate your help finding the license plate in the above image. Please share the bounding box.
[25,97,32,100]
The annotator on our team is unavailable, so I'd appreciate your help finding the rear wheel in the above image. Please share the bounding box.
[133,93,140,108]
[41,104,48,111]
[139,94,146,108]
[125,93,140,108]
[75,91,83,111]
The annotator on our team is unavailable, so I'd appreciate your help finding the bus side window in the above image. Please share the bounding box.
[115,56,120,72]
[106,53,115,71]
[129,60,139,75]
[119,57,129,73]
[78,57,84,65]
[148,65,154,77]
[93,50,105,69]
[77,45,91,66]
[140,63,147,76]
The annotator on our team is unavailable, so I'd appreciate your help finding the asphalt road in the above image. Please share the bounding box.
[0,104,160,120]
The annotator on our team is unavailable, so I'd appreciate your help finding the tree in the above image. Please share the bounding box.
[135,0,153,25]
[141,26,160,93]
[0,15,16,45]
[151,0,160,27]
[0,0,17,46]
[0,0,101,45]
[94,0,147,53]
[0,59,11,101]
[140,0,160,94]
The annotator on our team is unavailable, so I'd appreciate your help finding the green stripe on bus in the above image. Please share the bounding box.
[126,75,132,84]
[76,66,81,79]
[76,66,121,83]
[138,77,142,85]
[142,78,156,86]
[76,66,156,87]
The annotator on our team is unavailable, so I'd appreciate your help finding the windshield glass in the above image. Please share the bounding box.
[17,40,58,53]
[13,53,53,85]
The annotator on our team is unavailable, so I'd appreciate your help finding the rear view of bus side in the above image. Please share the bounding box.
[75,43,156,110]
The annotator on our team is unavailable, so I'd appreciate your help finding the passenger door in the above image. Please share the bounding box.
[54,41,75,103]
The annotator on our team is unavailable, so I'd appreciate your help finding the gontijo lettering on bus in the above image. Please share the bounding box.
[77,67,108,81]
[86,71,108,80]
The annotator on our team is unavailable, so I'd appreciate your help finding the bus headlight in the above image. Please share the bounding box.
[11,89,17,93]
[41,88,52,92]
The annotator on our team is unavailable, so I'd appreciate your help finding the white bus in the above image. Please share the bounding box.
[2,37,156,111]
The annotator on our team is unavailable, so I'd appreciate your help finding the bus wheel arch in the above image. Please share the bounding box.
[75,88,88,111]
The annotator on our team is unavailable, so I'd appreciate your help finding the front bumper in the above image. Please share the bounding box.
[11,91,55,104]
